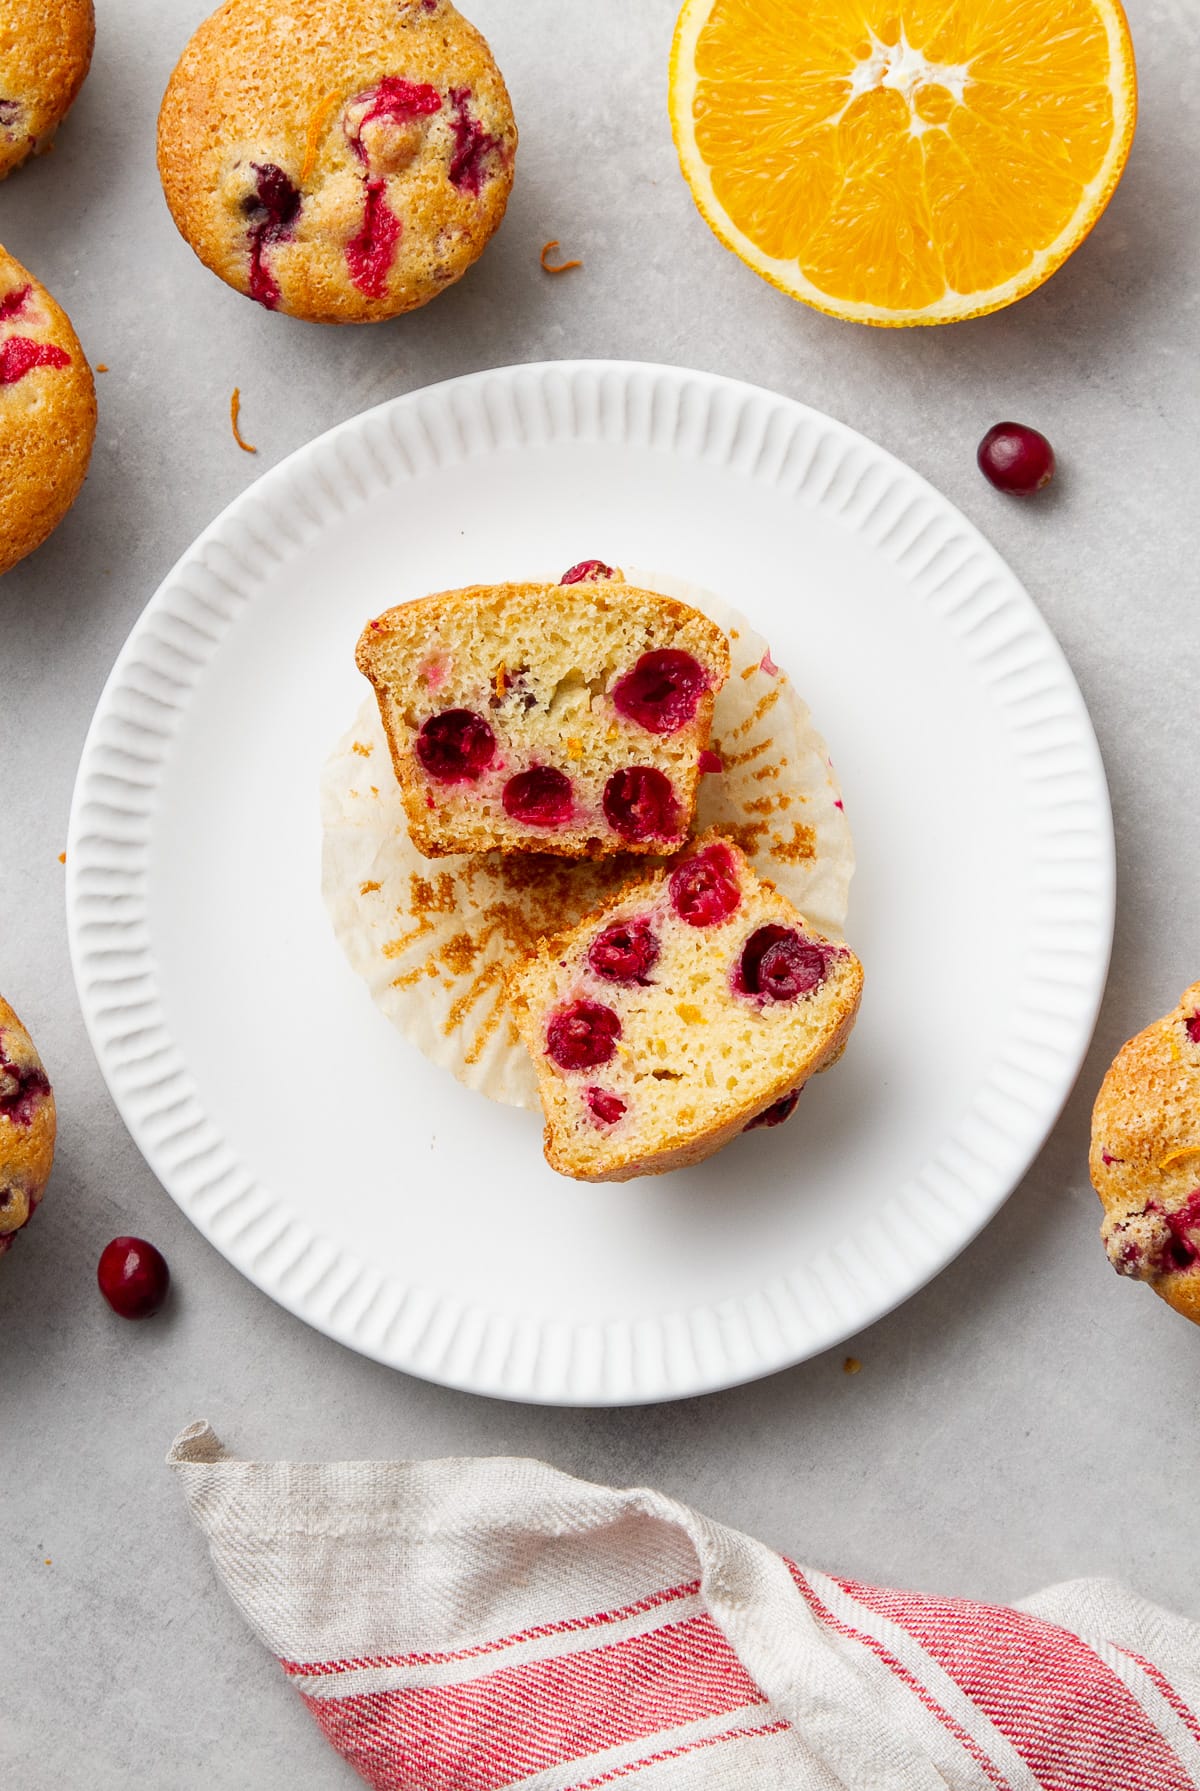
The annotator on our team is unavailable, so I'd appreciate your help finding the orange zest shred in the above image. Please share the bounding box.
[301,89,343,184]
[540,239,582,275]
[94,363,109,373]
[1159,1147,1200,1172]
[496,665,507,700]
[566,737,583,759]
[230,387,257,454]
[57,851,66,865]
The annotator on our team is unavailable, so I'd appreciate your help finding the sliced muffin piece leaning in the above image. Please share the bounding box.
[356,571,729,858]
[509,833,863,1181]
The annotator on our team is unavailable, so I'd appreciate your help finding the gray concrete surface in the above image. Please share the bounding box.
[2,0,1198,1782]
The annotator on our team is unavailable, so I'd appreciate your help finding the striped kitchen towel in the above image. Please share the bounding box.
[169,1421,1200,1790]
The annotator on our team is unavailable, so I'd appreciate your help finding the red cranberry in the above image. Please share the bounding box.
[0,1052,50,1125]
[97,1237,170,1320]
[447,87,502,193]
[698,749,723,775]
[246,248,280,312]
[503,766,574,827]
[560,560,615,585]
[0,283,31,322]
[244,163,302,310]
[1186,1015,1200,1045]
[612,650,709,735]
[546,1000,621,1071]
[0,338,70,385]
[744,1090,801,1130]
[1165,1232,1199,1273]
[248,161,300,226]
[585,1087,626,1126]
[416,709,495,782]
[738,925,828,1001]
[669,843,741,927]
[1161,1191,1200,1274]
[603,767,682,843]
[977,423,1055,495]
[346,77,442,164]
[588,916,659,983]
[346,178,401,297]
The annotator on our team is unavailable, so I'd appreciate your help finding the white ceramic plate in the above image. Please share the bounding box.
[67,361,1113,1406]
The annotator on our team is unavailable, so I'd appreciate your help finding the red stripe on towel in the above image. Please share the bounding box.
[301,1612,767,1791]
[839,1579,1194,1791]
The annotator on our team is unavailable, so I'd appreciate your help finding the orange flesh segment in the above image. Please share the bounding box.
[681,0,1132,318]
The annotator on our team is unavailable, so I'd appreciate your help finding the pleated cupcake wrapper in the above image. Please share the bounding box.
[320,572,855,1110]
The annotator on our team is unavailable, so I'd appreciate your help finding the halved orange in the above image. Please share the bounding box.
[669,0,1136,326]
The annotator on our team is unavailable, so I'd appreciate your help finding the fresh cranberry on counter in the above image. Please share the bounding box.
[977,422,1055,495]
[97,1236,170,1320]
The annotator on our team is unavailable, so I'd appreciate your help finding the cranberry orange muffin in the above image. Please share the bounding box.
[510,834,863,1182]
[0,245,96,576]
[1091,982,1200,1326]
[0,997,56,1257]
[157,0,516,323]
[0,0,94,181]
[356,569,731,859]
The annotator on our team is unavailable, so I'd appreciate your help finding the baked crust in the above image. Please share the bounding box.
[0,0,94,180]
[0,996,57,1256]
[0,244,96,576]
[157,0,516,323]
[1090,980,1200,1325]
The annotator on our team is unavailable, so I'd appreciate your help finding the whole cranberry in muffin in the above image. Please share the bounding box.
[546,1000,621,1071]
[669,843,741,927]
[588,917,660,984]
[416,709,496,782]
[738,926,830,1001]
[612,649,709,735]
[603,767,682,843]
[503,766,574,828]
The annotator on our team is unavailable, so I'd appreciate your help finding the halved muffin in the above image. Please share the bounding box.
[510,833,863,1181]
[356,571,730,858]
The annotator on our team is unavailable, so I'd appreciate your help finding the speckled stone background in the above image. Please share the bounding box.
[2,0,1198,1782]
